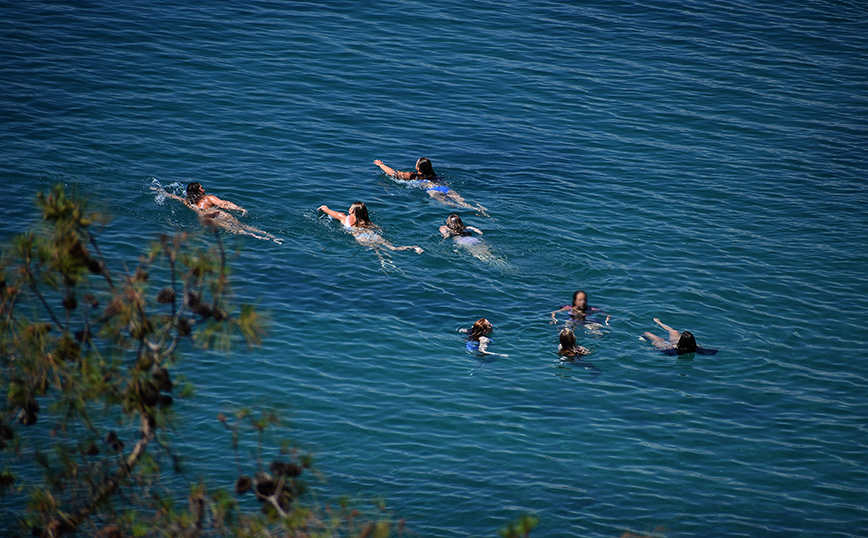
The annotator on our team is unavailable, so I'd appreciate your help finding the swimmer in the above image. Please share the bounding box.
[550,290,611,325]
[557,328,591,358]
[460,318,508,357]
[184,182,247,215]
[556,328,601,373]
[641,318,718,356]
[158,182,279,242]
[318,201,423,254]
[373,157,487,215]
[440,213,483,240]
[440,212,496,258]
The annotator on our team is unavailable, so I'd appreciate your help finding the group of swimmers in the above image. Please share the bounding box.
[160,156,716,366]
[465,288,716,367]
[319,157,490,257]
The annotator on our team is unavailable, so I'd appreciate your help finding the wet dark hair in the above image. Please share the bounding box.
[348,201,372,227]
[468,318,492,341]
[416,157,436,179]
[445,213,469,235]
[559,328,578,354]
[186,182,205,205]
[571,290,588,311]
[676,331,698,355]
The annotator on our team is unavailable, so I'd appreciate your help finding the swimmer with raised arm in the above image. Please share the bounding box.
[318,201,423,254]
[641,318,718,356]
[459,318,508,357]
[550,290,611,325]
[159,182,278,242]
[374,157,487,215]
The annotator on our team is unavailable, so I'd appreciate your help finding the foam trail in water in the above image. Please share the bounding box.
[149,177,183,206]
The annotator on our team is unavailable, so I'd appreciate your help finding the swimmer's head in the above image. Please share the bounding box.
[559,328,577,351]
[186,182,205,204]
[348,201,371,226]
[445,213,466,234]
[676,331,697,354]
[468,318,493,340]
[416,157,435,178]
[571,290,588,311]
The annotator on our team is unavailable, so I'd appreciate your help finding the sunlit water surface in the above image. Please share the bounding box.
[2,1,867,536]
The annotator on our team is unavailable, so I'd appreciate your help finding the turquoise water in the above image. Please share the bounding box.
[3,1,868,536]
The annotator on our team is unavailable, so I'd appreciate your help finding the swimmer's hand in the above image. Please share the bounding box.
[241,209,248,217]
[373,159,383,166]
[605,315,611,325]
[414,246,424,254]
[318,205,328,212]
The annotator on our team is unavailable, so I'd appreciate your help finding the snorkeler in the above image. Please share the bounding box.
[557,328,591,358]
[373,157,487,215]
[460,318,508,357]
[550,290,611,325]
[158,182,279,242]
[641,318,718,356]
[318,201,423,254]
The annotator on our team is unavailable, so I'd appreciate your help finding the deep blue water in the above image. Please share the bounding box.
[2,1,868,536]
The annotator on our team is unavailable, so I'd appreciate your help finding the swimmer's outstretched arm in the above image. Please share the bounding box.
[318,205,354,227]
[550,306,570,324]
[595,307,612,325]
[383,241,423,255]
[374,159,413,180]
[466,226,483,235]
[478,336,509,357]
[318,205,346,220]
[206,195,247,216]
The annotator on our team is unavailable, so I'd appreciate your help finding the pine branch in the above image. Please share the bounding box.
[44,413,153,536]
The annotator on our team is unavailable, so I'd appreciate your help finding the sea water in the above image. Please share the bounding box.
[2,1,867,536]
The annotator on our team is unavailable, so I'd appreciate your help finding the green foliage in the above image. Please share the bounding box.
[499,514,539,538]
[1,184,544,538]
[0,185,272,536]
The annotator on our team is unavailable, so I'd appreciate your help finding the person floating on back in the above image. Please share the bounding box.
[374,157,487,215]
[460,318,508,357]
[641,318,718,356]
[550,290,611,325]
[318,201,423,254]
